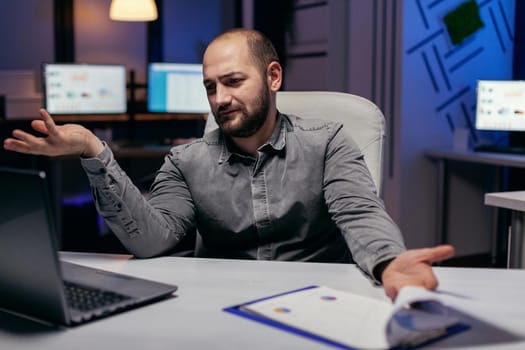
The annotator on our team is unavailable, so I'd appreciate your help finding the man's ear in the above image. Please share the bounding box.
[267,61,282,92]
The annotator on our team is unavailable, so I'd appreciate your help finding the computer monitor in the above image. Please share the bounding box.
[475,80,525,132]
[147,63,210,114]
[42,63,127,115]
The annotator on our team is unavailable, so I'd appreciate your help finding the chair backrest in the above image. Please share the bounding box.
[204,91,386,195]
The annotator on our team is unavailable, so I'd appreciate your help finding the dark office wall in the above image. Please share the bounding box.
[513,0,525,80]
[74,0,151,84]
[162,0,222,63]
[253,0,293,70]
[74,0,228,82]
[0,0,230,85]
[0,0,54,90]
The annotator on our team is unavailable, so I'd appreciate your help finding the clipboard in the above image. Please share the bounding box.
[223,285,469,350]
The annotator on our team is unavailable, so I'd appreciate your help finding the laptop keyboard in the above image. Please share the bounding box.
[64,281,132,311]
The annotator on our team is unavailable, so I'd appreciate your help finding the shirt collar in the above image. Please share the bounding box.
[213,112,287,165]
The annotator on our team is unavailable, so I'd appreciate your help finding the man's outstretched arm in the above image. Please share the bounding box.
[3,108,104,158]
[3,108,191,257]
[380,244,455,301]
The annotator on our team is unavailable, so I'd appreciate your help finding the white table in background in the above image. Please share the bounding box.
[485,191,525,268]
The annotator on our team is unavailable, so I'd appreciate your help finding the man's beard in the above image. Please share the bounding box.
[213,85,270,138]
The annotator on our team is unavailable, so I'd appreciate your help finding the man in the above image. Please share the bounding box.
[3,29,453,300]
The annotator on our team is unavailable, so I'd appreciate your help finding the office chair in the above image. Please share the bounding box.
[205,91,386,196]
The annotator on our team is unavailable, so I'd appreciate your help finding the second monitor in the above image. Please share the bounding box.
[147,63,210,114]
[475,80,525,132]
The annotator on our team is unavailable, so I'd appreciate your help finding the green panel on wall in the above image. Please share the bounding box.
[444,0,484,45]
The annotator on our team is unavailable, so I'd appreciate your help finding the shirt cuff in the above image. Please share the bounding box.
[80,142,112,175]
[372,257,396,284]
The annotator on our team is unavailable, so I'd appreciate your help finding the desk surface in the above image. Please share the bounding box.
[1,253,525,350]
[485,191,525,268]
[425,148,525,168]
[485,191,525,212]
[111,145,173,158]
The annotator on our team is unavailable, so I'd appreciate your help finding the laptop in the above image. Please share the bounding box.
[0,167,178,326]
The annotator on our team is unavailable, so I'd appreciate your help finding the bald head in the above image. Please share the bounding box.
[205,29,280,77]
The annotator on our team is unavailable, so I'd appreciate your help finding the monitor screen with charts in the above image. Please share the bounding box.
[148,63,210,114]
[42,63,127,115]
[475,80,525,132]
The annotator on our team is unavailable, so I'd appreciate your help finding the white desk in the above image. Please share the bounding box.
[425,148,525,264]
[1,253,525,349]
[485,191,525,268]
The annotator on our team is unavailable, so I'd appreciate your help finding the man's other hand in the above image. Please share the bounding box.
[381,244,455,301]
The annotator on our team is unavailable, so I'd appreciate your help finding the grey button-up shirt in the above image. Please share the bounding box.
[80,113,405,279]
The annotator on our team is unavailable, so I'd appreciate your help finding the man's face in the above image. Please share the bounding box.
[203,37,270,138]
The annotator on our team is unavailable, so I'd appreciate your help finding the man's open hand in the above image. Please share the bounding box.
[3,109,104,158]
[381,244,455,301]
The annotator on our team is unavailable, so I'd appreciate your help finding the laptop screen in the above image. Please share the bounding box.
[0,168,178,325]
[0,168,68,324]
